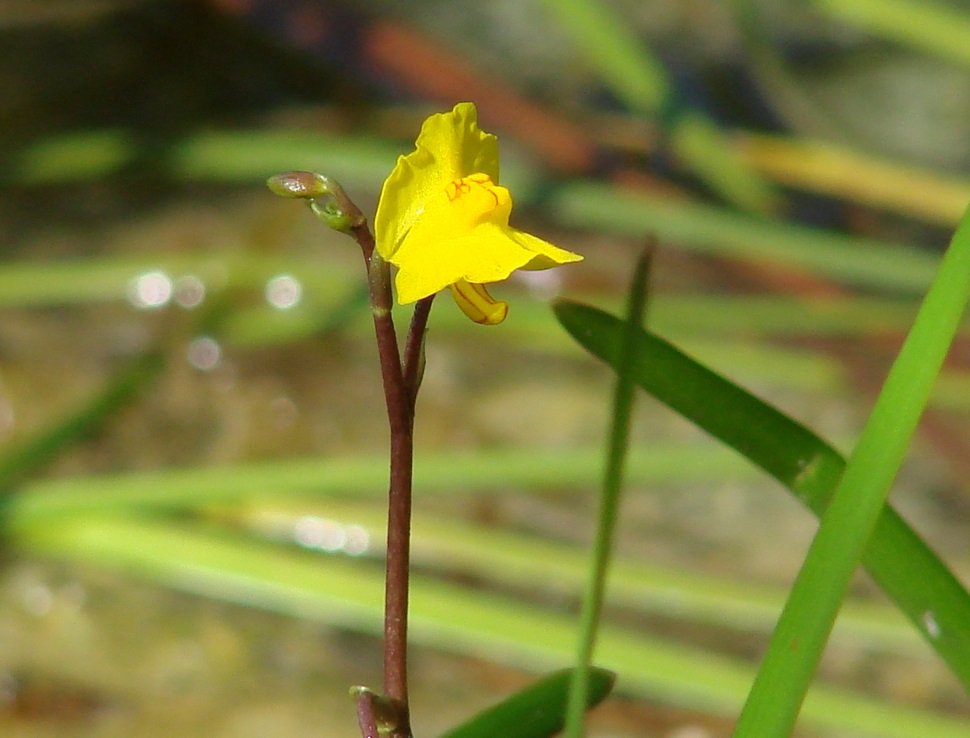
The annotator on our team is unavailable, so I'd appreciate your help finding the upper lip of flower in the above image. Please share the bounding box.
[375,102,500,262]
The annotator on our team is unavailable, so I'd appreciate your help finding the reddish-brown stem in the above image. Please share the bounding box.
[356,222,415,738]
[352,221,376,262]
[273,183,420,736]
[403,296,435,409]
[383,426,413,735]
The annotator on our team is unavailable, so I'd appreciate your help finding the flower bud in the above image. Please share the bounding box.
[266,171,331,199]
[309,199,355,233]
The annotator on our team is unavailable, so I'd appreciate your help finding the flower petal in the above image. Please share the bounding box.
[375,103,498,260]
[393,223,536,304]
[509,229,585,270]
[389,174,581,303]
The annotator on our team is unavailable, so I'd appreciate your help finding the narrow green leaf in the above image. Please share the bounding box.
[565,248,650,737]
[0,351,164,493]
[553,299,970,692]
[554,301,845,496]
[550,180,938,294]
[5,467,920,651]
[733,205,970,736]
[3,444,757,527]
[4,128,541,206]
[244,501,922,654]
[814,0,970,68]
[538,1,777,213]
[8,130,134,184]
[16,515,970,738]
[669,110,780,214]
[0,252,351,308]
[537,0,669,114]
[438,668,615,738]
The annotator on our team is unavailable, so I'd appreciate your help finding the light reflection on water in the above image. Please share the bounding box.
[293,516,369,555]
[186,336,221,371]
[265,274,302,310]
[129,271,208,310]
[127,270,173,309]
[174,275,206,309]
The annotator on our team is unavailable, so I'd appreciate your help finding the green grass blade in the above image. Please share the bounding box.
[167,131,402,191]
[553,300,970,691]
[4,129,402,192]
[6,129,135,184]
[15,515,970,738]
[814,0,970,67]
[733,205,970,736]
[0,249,946,340]
[0,351,164,492]
[438,668,614,738]
[3,127,538,203]
[536,1,777,213]
[550,180,939,294]
[554,301,846,495]
[0,252,329,308]
[246,502,921,655]
[565,249,650,737]
[536,0,668,114]
[3,444,758,526]
[669,110,780,214]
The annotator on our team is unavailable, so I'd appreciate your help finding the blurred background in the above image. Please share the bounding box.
[0,1,969,736]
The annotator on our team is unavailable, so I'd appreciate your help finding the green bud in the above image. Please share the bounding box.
[269,170,366,236]
[308,199,355,233]
[266,171,331,199]
[349,686,403,733]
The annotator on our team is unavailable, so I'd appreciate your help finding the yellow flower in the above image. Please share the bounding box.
[374,102,582,325]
